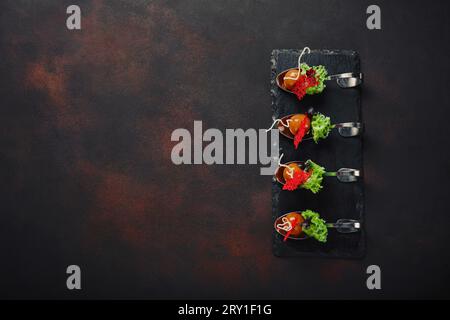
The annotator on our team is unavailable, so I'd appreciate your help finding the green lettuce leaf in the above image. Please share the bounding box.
[301,210,328,243]
[301,160,325,194]
[300,64,328,95]
[311,113,334,143]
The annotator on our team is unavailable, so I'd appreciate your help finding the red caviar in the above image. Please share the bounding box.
[283,168,312,191]
[291,69,318,101]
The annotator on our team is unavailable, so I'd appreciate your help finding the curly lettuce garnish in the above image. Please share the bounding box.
[300,64,328,94]
[301,160,325,194]
[301,210,328,243]
[311,113,334,143]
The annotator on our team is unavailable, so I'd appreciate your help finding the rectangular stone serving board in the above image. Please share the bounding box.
[271,49,365,259]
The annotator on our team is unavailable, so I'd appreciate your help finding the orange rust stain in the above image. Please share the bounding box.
[26,62,66,107]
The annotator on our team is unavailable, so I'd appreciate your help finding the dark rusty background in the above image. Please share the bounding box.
[0,0,449,299]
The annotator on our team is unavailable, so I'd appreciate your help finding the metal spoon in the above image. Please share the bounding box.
[276,114,362,140]
[273,212,309,240]
[274,212,361,240]
[276,68,363,93]
[274,160,360,185]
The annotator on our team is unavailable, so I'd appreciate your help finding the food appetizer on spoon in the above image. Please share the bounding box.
[266,110,362,149]
[274,210,361,242]
[275,154,360,193]
[276,47,363,101]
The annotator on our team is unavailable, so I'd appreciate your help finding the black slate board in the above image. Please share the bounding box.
[271,49,365,259]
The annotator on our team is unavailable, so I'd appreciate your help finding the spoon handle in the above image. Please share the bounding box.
[333,122,363,137]
[336,168,360,183]
[326,72,363,80]
[333,122,362,128]
[327,220,361,233]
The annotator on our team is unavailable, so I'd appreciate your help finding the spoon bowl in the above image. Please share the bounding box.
[276,114,314,141]
[276,114,295,139]
[275,68,298,93]
[274,212,310,241]
[274,160,305,185]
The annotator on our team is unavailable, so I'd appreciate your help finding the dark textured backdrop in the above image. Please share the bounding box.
[1,0,449,299]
